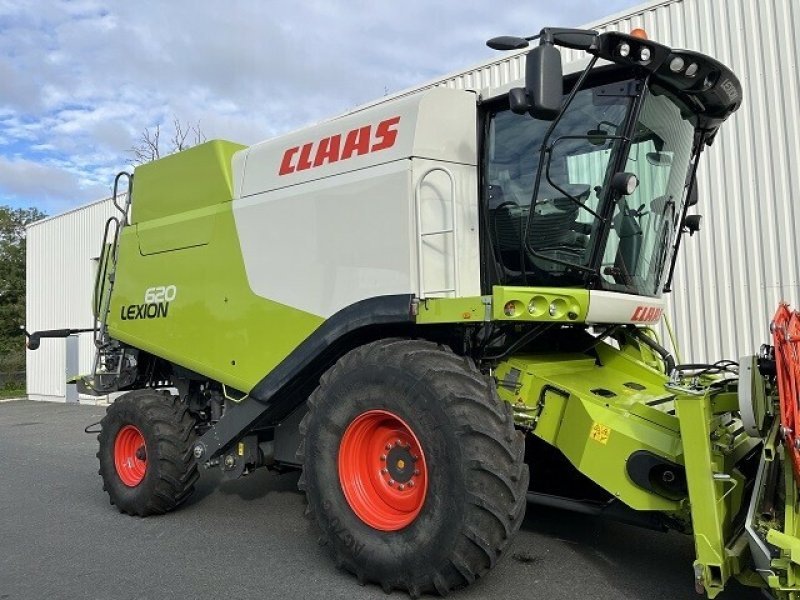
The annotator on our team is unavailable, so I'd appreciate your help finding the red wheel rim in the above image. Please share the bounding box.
[114,425,147,487]
[338,409,428,531]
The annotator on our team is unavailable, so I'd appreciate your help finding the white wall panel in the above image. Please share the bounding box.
[26,197,118,400]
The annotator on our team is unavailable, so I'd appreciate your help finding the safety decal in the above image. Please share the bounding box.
[589,422,611,445]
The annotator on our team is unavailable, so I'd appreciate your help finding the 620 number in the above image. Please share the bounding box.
[144,285,177,304]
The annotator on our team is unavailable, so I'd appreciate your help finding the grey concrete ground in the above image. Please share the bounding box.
[0,400,758,600]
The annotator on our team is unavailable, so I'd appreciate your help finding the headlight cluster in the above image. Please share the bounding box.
[614,40,655,65]
[669,55,699,78]
[502,295,581,321]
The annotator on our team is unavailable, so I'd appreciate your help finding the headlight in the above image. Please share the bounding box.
[669,56,685,72]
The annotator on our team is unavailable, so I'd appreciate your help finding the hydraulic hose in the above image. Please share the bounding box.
[629,326,676,375]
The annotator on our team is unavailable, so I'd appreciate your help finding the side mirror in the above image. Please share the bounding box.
[508,87,531,115]
[684,214,702,236]
[26,333,41,351]
[646,152,672,166]
[525,43,563,120]
[587,128,610,145]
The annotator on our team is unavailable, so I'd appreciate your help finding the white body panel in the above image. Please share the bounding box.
[232,89,479,318]
[586,291,665,325]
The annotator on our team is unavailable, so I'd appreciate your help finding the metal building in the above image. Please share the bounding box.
[26,197,119,401]
[25,0,800,399]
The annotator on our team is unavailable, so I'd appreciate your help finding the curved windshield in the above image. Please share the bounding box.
[600,91,695,295]
[484,81,695,296]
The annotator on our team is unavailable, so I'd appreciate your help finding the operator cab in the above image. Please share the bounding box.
[481,29,741,298]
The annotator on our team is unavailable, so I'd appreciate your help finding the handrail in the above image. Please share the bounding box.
[112,172,133,225]
[414,166,458,299]
[93,216,119,328]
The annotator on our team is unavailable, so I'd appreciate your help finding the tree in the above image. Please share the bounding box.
[0,206,46,385]
[130,116,207,165]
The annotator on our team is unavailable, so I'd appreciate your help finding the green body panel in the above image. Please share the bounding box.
[416,295,489,324]
[675,389,752,597]
[491,286,588,322]
[415,286,589,324]
[495,347,681,512]
[132,140,245,254]
[132,140,245,224]
[495,333,764,597]
[108,204,323,392]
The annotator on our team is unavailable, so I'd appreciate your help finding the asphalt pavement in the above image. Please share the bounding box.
[0,399,759,600]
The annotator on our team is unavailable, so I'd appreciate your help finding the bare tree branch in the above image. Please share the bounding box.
[129,117,206,165]
[130,124,161,164]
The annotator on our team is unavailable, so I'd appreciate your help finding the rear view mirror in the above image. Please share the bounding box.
[525,43,563,120]
[646,152,672,166]
[684,214,702,236]
[587,129,609,145]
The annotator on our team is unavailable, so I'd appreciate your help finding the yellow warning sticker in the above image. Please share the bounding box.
[237,441,245,456]
[590,422,611,445]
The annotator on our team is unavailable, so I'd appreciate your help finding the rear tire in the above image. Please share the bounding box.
[97,389,199,516]
[297,339,528,597]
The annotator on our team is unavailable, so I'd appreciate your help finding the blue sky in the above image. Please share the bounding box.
[0,0,643,216]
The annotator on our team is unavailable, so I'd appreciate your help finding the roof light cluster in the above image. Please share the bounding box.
[614,37,654,66]
[669,55,700,78]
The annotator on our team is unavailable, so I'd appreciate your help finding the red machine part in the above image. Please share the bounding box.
[773,303,800,483]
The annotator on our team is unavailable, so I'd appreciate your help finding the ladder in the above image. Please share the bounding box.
[414,167,460,299]
[90,172,133,391]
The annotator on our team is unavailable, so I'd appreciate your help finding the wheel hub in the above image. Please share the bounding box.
[114,424,148,487]
[385,444,416,484]
[338,409,428,531]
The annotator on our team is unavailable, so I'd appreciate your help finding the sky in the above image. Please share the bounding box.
[0,0,643,215]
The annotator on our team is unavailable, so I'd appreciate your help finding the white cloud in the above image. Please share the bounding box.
[0,0,642,212]
[0,155,106,213]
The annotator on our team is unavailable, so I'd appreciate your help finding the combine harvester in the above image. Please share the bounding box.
[26,26,800,598]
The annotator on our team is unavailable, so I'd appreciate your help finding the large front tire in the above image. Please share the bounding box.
[97,389,199,516]
[298,340,528,597]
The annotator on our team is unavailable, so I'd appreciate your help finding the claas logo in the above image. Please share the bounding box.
[630,306,664,322]
[278,116,401,175]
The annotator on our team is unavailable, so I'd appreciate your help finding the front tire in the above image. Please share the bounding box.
[298,339,528,596]
[97,389,199,516]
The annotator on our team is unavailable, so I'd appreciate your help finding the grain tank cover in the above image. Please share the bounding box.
[131,140,246,224]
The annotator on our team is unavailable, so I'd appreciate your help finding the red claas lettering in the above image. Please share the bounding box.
[278,116,401,175]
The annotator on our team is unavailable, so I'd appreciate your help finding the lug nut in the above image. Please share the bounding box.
[414,469,420,476]
[407,480,414,488]
[388,479,395,486]
[193,444,204,459]
[380,455,386,461]
[381,468,388,474]
[386,443,392,450]
[224,455,235,468]
[398,484,405,491]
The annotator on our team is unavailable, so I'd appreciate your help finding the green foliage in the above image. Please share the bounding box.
[0,206,46,375]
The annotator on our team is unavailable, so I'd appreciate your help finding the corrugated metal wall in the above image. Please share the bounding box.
[26,197,119,400]
[428,0,800,362]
